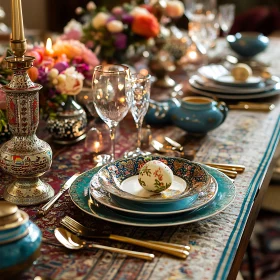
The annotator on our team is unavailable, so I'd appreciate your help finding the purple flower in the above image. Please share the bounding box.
[107,15,117,23]
[53,62,69,73]
[37,67,49,85]
[122,14,133,25]
[114,33,127,50]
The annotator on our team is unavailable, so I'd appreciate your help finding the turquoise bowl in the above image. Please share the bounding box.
[145,98,180,125]
[227,32,269,57]
[0,203,42,279]
[169,96,228,135]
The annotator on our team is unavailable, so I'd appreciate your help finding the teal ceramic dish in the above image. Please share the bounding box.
[93,155,210,204]
[169,96,228,134]
[145,98,179,125]
[227,33,269,57]
[0,206,41,279]
[69,164,236,227]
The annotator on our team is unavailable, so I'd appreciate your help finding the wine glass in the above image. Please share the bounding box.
[184,0,217,23]
[188,19,219,54]
[125,73,151,158]
[92,64,132,162]
[219,4,235,36]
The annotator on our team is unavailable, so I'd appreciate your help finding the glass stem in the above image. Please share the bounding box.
[110,125,117,161]
[136,120,143,152]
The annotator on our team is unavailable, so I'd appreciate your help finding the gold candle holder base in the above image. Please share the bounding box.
[3,178,54,206]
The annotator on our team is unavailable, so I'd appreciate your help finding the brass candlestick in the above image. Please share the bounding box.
[0,0,54,205]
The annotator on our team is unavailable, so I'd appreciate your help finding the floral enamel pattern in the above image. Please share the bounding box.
[138,160,173,193]
[94,155,210,203]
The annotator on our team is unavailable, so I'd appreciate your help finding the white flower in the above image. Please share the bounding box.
[130,7,149,17]
[64,19,83,34]
[92,12,110,29]
[165,0,185,18]
[107,20,124,33]
[55,67,84,96]
[86,1,96,11]
[48,68,59,79]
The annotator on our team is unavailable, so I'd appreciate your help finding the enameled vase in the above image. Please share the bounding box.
[0,66,54,206]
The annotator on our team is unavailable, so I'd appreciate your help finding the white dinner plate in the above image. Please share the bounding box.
[191,75,277,94]
[188,82,280,100]
[214,75,263,87]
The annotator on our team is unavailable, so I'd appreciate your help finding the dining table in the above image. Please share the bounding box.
[0,37,280,280]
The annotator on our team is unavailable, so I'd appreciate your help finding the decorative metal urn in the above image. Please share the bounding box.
[47,95,87,145]
[0,0,54,205]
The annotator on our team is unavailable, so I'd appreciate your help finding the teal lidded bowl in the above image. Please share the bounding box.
[227,32,269,57]
[169,96,228,135]
[0,201,42,279]
[145,98,180,125]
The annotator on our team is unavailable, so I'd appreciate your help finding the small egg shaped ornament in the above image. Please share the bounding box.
[138,160,173,193]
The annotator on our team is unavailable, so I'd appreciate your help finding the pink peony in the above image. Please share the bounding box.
[53,40,99,68]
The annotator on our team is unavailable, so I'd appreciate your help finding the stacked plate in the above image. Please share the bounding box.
[188,64,280,100]
[69,155,236,227]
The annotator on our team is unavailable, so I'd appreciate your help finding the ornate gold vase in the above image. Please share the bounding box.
[0,0,54,205]
[0,61,54,205]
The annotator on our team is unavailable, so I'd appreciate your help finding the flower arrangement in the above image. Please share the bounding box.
[62,0,185,63]
[25,39,99,118]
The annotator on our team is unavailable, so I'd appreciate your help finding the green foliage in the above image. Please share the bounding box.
[0,109,8,132]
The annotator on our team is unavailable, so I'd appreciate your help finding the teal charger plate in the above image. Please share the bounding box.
[69,164,236,227]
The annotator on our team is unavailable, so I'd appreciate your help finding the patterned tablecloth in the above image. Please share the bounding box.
[0,39,280,280]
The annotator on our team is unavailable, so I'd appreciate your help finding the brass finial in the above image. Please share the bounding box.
[10,0,27,58]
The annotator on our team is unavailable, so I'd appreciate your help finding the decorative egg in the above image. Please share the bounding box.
[231,63,252,81]
[138,160,174,193]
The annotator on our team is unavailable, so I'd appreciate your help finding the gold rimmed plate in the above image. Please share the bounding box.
[91,155,211,204]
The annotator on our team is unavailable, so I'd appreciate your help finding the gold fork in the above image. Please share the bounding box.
[61,216,190,258]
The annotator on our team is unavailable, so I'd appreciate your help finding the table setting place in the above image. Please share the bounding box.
[1,1,280,280]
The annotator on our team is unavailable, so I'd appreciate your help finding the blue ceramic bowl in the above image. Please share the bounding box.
[227,33,269,57]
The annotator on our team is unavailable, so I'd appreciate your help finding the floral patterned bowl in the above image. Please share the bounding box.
[92,155,210,204]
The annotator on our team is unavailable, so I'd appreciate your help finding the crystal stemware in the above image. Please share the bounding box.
[92,64,132,162]
[218,4,235,36]
[184,0,217,23]
[125,73,151,158]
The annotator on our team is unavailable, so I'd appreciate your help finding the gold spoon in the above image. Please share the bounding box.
[54,227,154,261]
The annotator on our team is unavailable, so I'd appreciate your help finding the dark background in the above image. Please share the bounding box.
[47,0,280,35]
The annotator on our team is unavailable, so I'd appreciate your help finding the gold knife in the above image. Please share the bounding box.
[37,173,80,216]
[203,163,245,173]
[229,103,275,112]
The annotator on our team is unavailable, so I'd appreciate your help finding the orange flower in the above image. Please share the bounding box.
[132,13,160,38]
[27,67,39,82]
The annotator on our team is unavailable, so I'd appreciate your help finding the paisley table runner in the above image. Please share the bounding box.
[0,107,279,280]
[1,37,280,279]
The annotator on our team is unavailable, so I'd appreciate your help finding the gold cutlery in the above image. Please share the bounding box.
[203,162,245,173]
[151,139,195,160]
[229,102,275,112]
[159,138,242,177]
[164,136,184,151]
[61,216,189,259]
[37,173,80,216]
[54,227,155,261]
